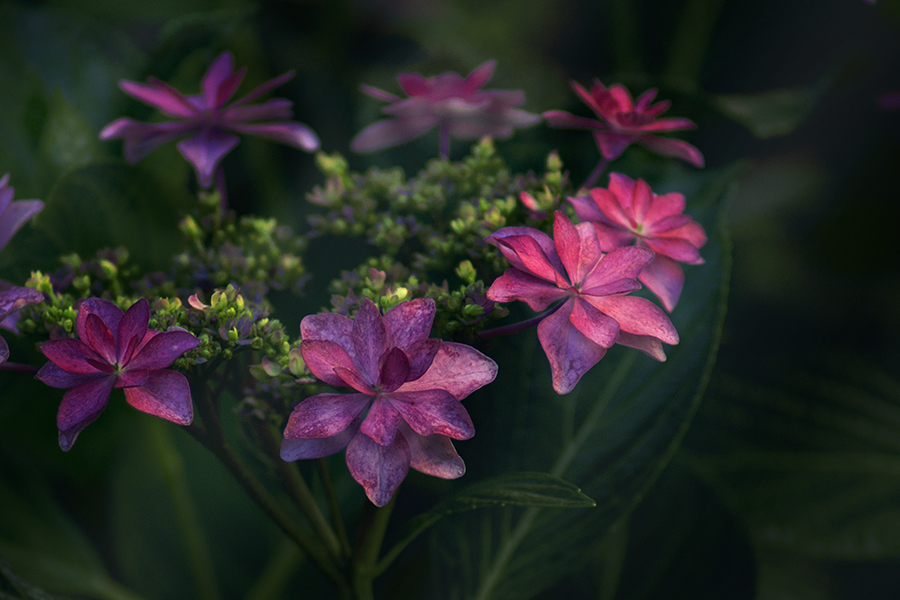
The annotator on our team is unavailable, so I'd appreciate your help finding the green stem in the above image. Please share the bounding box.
[319,458,353,557]
[351,497,396,600]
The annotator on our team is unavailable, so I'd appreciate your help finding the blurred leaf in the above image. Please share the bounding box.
[423,167,732,600]
[712,82,829,139]
[691,352,900,560]
[0,559,58,600]
[39,89,101,171]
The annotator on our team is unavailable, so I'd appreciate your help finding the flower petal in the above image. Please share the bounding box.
[581,245,654,295]
[485,268,568,311]
[637,135,705,167]
[360,397,403,446]
[404,338,441,382]
[200,52,240,108]
[283,393,370,439]
[462,60,496,95]
[616,332,667,361]
[40,339,110,375]
[351,300,388,386]
[350,116,441,153]
[301,339,359,388]
[486,226,564,279]
[123,370,193,425]
[76,298,123,343]
[227,121,320,152]
[176,129,240,188]
[301,312,353,347]
[125,330,200,371]
[402,424,466,479]
[0,335,7,363]
[637,255,685,313]
[100,119,196,162]
[57,376,115,451]
[585,295,679,345]
[542,110,605,131]
[0,200,45,251]
[119,79,197,118]
[280,414,361,460]
[569,297,619,349]
[383,298,435,351]
[346,431,410,507]
[388,389,475,440]
[379,347,411,392]
[397,342,498,400]
[553,212,603,286]
[117,299,150,365]
[36,362,104,389]
[537,300,607,395]
[83,314,116,364]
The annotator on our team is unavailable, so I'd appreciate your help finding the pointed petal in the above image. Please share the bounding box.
[638,255,685,313]
[581,245,654,293]
[361,84,401,103]
[335,366,376,394]
[229,71,294,109]
[225,98,293,121]
[281,414,361,460]
[100,119,196,162]
[200,52,239,107]
[643,190,687,224]
[402,424,465,479]
[283,393,370,439]
[176,129,240,188]
[637,136,705,167]
[388,389,474,440]
[586,186,632,229]
[346,431,410,507]
[593,131,635,160]
[380,347,411,392]
[644,235,703,264]
[114,369,150,388]
[119,79,197,118]
[495,233,566,286]
[553,212,604,286]
[301,339,359,387]
[57,376,115,451]
[0,284,43,319]
[569,297,620,349]
[77,298,123,342]
[486,226,564,279]
[360,397,403,446]
[125,330,199,371]
[0,335,7,363]
[397,72,430,97]
[300,312,353,347]
[0,200,44,250]
[123,370,193,425]
[351,300,388,385]
[397,342,497,400]
[83,314,116,364]
[404,338,441,382]
[542,110,605,131]
[117,299,149,365]
[462,60,496,95]
[585,295,678,344]
[227,121,320,151]
[35,362,102,389]
[568,193,607,223]
[616,332,667,361]
[485,268,568,311]
[537,300,606,395]
[40,339,109,374]
[383,298,435,350]
[350,116,441,152]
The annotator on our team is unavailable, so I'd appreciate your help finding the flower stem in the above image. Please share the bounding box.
[478,301,564,340]
[439,122,450,159]
[214,164,228,216]
[351,496,396,600]
[0,361,38,374]
[582,156,611,190]
[319,458,353,557]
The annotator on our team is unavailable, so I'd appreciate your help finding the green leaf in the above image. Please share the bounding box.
[423,167,733,600]
[39,88,101,171]
[712,81,829,139]
[0,560,59,600]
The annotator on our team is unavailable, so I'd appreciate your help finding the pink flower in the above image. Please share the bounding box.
[100,52,320,188]
[486,211,678,395]
[351,60,541,157]
[569,173,707,312]
[281,298,497,506]
[36,298,200,451]
[543,80,704,168]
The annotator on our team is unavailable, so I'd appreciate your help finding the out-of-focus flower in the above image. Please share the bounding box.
[569,173,707,312]
[36,298,200,451]
[877,91,900,110]
[351,60,541,157]
[0,174,45,361]
[281,298,497,506]
[544,80,704,168]
[486,211,678,394]
[100,52,320,188]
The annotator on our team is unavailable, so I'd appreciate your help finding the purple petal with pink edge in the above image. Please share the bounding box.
[40,339,110,374]
[350,116,442,153]
[200,53,238,107]
[401,424,466,479]
[404,338,441,382]
[593,131,635,160]
[572,81,605,117]
[0,200,45,251]
[382,97,436,119]
[586,187,633,229]
[537,301,607,395]
[361,84,401,103]
[542,111,605,131]
[397,72,430,97]
[462,60,496,95]
[360,397,403,446]
[224,99,293,123]
[637,135,704,167]
[302,338,358,387]
[56,376,115,451]
[486,226,563,277]
[0,336,7,363]
[384,298,435,351]
[0,284,43,319]
[119,79,197,118]
[586,295,678,345]
[664,221,707,255]
[76,298,123,342]
[0,175,11,213]
[388,389,474,440]
[36,362,103,389]
[486,268,568,311]
[227,121,320,152]
[116,299,149,365]
[101,119,197,163]
[569,297,620,349]
[630,179,654,222]
[114,369,149,388]
[335,366,375,394]
[83,314,116,364]
[123,370,193,425]
[495,234,566,286]
[397,342,497,400]
[126,330,199,371]
[229,71,295,109]
[301,312,353,347]
[177,129,240,188]
[616,332,667,361]
[346,431,410,507]
[643,191,687,225]
[351,300,388,386]
[380,347,411,392]
[638,255,685,313]
[568,194,607,224]
[637,117,697,132]
[280,414,362,460]
[649,214,692,235]
[284,393,371,439]
[607,172,636,201]
[581,246,654,293]
[644,235,703,264]
[553,213,604,286]
[634,88,659,111]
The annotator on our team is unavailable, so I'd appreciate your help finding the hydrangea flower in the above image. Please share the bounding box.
[486,211,678,394]
[100,52,320,188]
[543,80,704,169]
[569,173,707,312]
[0,174,45,362]
[351,60,541,157]
[35,298,200,451]
[281,298,497,506]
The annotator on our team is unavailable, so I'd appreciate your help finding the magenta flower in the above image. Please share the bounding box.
[281,298,497,506]
[569,173,707,312]
[100,52,320,188]
[35,298,200,451]
[351,60,541,158]
[544,80,704,169]
[486,211,678,394]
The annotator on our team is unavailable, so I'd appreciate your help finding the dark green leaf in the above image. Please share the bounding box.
[712,81,830,139]
[0,560,59,600]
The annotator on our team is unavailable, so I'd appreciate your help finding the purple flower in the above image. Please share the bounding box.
[486,211,678,394]
[36,298,200,451]
[569,174,707,312]
[100,52,320,188]
[0,283,43,363]
[544,80,704,168]
[351,60,541,157]
[281,298,497,506]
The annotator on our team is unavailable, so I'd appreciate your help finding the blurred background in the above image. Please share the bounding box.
[1,0,900,598]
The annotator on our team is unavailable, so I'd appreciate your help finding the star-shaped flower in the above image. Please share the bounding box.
[281,298,497,506]
[100,52,320,188]
[486,211,678,394]
[36,298,200,451]
[351,60,541,157]
[544,80,704,168]
[569,173,707,312]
